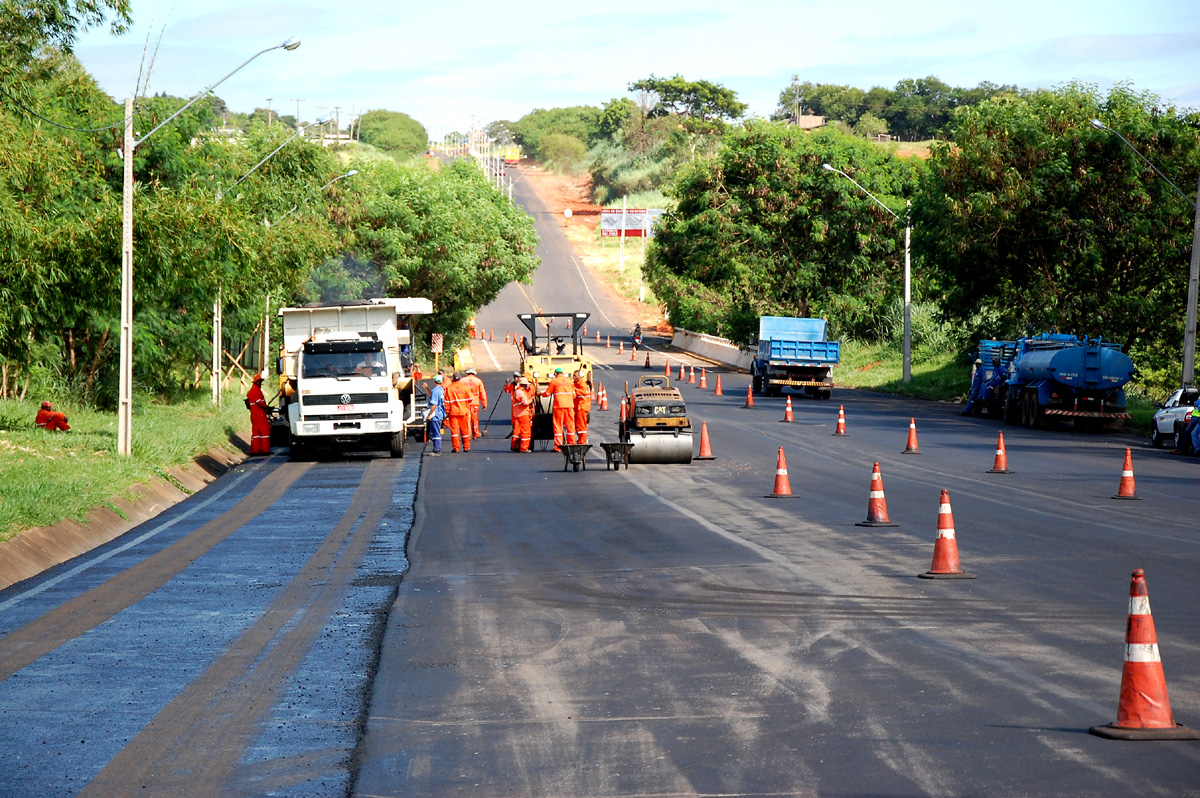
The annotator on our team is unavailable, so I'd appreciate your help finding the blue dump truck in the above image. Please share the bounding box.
[751,316,840,399]
[973,333,1134,429]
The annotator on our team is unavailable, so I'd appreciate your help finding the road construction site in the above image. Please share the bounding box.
[0,164,1197,797]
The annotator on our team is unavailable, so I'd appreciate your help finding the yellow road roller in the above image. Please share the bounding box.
[619,375,693,464]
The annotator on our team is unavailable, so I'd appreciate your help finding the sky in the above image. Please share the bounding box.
[74,0,1200,138]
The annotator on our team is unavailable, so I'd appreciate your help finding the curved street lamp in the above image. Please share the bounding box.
[1091,118,1200,389]
[266,168,359,226]
[118,36,300,455]
[823,163,913,383]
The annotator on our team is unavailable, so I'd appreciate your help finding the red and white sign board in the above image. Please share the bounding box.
[600,208,665,238]
[431,333,443,354]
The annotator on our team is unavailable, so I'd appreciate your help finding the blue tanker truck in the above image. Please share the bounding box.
[973,333,1134,429]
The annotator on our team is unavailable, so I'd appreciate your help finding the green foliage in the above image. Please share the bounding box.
[855,112,888,139]
[648,122,922,342]
[629,74,747,130]
[357,109,427,157]
[913,82,1200,391]
[510,105,602,160]
[776,76,1019,140]
[540,132,587,174]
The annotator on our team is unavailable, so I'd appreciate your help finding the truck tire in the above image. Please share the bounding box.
[290,440,310,461]
[390,430,405,458]
[752,373,763,394]
[1002,390,1019,425]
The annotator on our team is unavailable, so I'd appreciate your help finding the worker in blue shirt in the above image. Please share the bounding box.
[961,358,986,415]
[426,374,446,455]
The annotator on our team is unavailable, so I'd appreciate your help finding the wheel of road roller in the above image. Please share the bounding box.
[626,430,694,465]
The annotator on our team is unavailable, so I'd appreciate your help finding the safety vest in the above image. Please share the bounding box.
[574,380,591,411]
[546,376,574,411]
[445,381,472,416]
[513,387,533,419]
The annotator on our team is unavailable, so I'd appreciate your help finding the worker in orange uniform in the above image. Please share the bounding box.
[573,371,592,444]
[463,367,488,439]
[245,375,271,455]
[444,371,473,452]
[542,366,575,451]
[35,401,70,431]
[510,377,534,452]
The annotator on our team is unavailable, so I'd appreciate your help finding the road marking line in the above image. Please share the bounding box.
[481,340,501,370]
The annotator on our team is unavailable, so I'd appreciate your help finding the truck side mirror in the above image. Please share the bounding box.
[276,356,284,375]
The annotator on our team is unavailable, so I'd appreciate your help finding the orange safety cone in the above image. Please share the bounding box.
[918,490,976,579]
[699,368,707,389]
[856,462,899,527]
[695,421,716,460]
[1090,569,1200,740]
[644,354,651,369]
[766,447,797,498]
[688,365,695,384]
[743,384,755,409]
[833,405,848,436]
[619,401,626,425]
[619,340,624,354]
[505,330,511,343]
[987,431,1013,474]
[596,331,601,343]
[606,335,611,348]
[664,361,671,377]
[631,346,637,361]
[490,329,494,341]
[714,374,724,396]
[1112,447,1141,500]
[678,362,685,381]
[902,418,921,454]
[599,385,609,411]
[583,325,587,336]
[781,395,794,422]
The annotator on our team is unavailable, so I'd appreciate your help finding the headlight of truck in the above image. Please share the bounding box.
[303,423,320,434]
[375,421,391,431]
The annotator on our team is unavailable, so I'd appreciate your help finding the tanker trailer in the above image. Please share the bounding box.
[997,333,1134,430]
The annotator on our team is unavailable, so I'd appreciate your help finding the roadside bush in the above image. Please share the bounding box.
[541,134,588,174]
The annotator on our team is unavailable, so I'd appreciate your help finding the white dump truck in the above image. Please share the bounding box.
[276,298,433,459]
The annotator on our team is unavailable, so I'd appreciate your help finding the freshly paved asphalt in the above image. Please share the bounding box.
[354,179,1200,794]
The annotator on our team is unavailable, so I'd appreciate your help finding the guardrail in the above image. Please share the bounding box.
[670,328,756,371]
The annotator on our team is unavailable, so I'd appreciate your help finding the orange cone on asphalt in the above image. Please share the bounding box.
[833,405,848,436]
[596,331,601,343]
[918,490,976,579]
[606,335,611,348]
[618,340,624,355]
[856,462,899,527]
[1090,569,1200,740]
[699,368,707,389]
[988,431,1013,474]
[645,354,651,369]
[678,362,685,381]
[1112,447,1141,500]
[695,422,716,460]
[765,447,797,498]
[781,396,794,422]
[664,361,671,377]
[714,374,724,396]
[902,418,921,454]
[599,385,608,411]
[688,365,695,384]
[583,325,587,336]
[744,384,755,409]
[631,346,637,361]
[490,329,494,341]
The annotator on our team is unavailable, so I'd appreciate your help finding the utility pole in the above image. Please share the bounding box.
[334,106,341,145]
[316,106,328,144]
[290,98,305,125]
[266,97,273,125]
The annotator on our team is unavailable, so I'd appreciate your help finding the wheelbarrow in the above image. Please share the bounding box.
[598,441,635,471]
[559,443,592,472]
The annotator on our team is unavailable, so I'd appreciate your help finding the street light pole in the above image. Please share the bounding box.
[1091,119,1200,388]
[117,36,300,455]
[822,163,912,382]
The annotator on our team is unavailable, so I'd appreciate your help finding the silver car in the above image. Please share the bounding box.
[1151,387,1198,448]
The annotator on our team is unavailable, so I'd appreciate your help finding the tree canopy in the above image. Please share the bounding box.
[357,109,428,156]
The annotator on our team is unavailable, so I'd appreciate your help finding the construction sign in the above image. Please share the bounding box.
[430,333,443,354]
[600,208,665,238]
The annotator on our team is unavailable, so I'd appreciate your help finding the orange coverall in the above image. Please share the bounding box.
[463,373,488,438]
[444,379,473,452]
[543,374,576,450]
[35,406,70,431]
[573,376,592,444]
[511,384,533,452]
[246,381,271,455]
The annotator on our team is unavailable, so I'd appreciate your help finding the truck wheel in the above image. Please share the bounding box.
[752,373,763,394]
[390,430,404,458]
[1002,390,1019,425]
[290,440,309,461]
[1028,395,1043,429]
[818,389,832,400]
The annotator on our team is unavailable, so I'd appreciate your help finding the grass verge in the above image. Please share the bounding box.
[0,391,248,543]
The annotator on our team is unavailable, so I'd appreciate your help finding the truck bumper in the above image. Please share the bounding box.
[1043,410,1131,420]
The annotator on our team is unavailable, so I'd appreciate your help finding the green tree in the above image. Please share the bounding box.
[628,74,746,137]
[357,109,427,157]
[855,112,888,138]
[913,83,1200,388]
[539,132,587,174]
[509,105,602,160]
[647,122,922,341]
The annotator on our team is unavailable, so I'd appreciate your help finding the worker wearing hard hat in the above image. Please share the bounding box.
[961,357,986,416]
[444,371,473,452]
[510,377,534,452]
[573,370,591,445]
[542,367,576,451]
[426,374,446,455]
[462,367,487,439]
[246,375,271,455]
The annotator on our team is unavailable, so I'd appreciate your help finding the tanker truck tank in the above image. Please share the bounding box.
[1013,344,1134,392]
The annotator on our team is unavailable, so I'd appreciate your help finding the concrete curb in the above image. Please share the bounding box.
[0,431,250,592]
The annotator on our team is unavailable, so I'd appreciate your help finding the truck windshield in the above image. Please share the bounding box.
[302,351,386,379]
